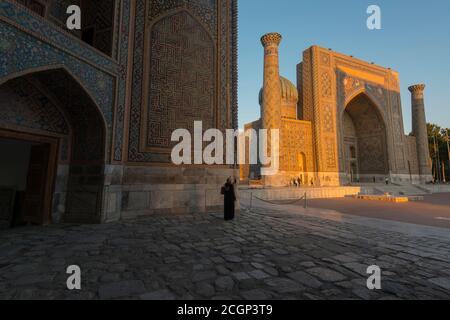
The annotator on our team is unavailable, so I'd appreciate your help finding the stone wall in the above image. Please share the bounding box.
[105,166,237,220]
[240,186,361,201]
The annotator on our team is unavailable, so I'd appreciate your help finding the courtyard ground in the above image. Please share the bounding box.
[305,193,450,229]
[1,195,450,300]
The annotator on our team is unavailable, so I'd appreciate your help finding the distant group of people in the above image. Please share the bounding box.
[290,176,303,187]
[289,176,314,187]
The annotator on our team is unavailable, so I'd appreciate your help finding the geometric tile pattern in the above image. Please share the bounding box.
[2,0,238,165]
[113,0,131,161]
[320,71,332,98]
[219,0,229,130]
[322,105,334,133]
[148,0,217,37]
[146,10,215,149]
[128,0,236,163]
[260,33,282,158]
[0,22,115,126]
[1,0,126,162]
[280,120,313,172]
[230,0,238,130]
[0,77,69,135]
[0,0,117,73]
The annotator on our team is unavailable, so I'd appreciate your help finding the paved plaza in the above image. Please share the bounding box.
[1,196,450,300]
[305,193,450,229]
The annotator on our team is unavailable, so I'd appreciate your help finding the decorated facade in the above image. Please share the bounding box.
[0,0,238,226]
[242,33,432,187]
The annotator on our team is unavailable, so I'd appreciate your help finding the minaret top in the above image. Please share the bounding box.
[408,84,426,94]
[261,33,282,47]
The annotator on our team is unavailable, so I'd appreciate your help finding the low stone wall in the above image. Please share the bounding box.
[116,166,237,220]
[240,186,361,201]
[355,195,410,203]
[57,165,240,223]
[359,184,450,196]
[418,184,450,194]
[52,164,69,223]
[390,174,433,185]
[119,184,224,218]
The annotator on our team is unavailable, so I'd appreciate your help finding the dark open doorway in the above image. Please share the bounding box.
[0,130,58,228]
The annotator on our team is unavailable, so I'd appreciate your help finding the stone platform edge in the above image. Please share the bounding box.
[239,186,361,201]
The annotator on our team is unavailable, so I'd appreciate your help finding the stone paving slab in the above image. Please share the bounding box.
[0,208,450,300]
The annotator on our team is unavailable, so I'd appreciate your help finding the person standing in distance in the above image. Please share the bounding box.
[221,177,237,221]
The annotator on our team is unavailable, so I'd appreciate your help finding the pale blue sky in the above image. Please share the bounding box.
[238,0,450,132]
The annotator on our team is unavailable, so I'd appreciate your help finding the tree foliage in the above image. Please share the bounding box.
[427,123,450,181]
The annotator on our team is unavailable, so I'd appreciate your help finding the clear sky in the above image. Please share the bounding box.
[237,0,450,132]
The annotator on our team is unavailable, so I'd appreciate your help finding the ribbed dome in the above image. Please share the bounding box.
[259,76,298,105]
[280,76,299,103]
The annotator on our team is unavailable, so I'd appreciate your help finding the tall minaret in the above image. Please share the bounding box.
[260,33,282,134]
[409,84,432,181]
[260,33,282,181]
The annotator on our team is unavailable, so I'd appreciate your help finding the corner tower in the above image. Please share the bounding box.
[260,33,282,139]
[260,33,283,185]
[409,84,432,182]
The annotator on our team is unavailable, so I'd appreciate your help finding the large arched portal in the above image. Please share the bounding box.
[343,93,389,182]
[0,68,106,227]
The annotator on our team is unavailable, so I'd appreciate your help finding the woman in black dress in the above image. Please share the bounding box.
[222,177,236,221]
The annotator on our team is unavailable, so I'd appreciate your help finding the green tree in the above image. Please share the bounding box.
[427,123,450,182]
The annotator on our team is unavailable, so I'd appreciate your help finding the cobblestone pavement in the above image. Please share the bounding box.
[1,206,450,300]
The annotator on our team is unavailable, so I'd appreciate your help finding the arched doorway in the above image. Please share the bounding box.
[0,68,106,227]
[343,93,389,183]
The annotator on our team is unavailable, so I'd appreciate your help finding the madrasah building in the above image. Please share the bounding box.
[241,32,432,187]
[0,0,238,227]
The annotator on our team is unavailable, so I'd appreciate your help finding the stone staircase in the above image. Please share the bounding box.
[416,184,450,194]
[359,184,450,196]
